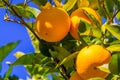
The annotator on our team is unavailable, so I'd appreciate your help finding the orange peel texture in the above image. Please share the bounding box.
[70,71,84,80]
[76,45,111,80]
[70,7,101,40]
[36,7,70,42]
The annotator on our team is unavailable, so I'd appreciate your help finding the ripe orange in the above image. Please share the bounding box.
[76,45,111,80]
[35,7,70,42]
[70,7,101,40]
[69,71,84,80]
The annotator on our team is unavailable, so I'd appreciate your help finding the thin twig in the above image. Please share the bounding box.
[108,9,120,24]
[2,0,40,41]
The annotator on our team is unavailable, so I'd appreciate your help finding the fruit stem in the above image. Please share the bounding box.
[2,0,41,41]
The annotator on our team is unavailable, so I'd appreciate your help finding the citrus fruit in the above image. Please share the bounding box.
[76,45,111,80]
[35,7,70,42]
[70,71,84,80]
[70,7,101,40]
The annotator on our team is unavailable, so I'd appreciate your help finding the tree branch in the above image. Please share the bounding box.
[108,9,120,24]
[2,0,41,41]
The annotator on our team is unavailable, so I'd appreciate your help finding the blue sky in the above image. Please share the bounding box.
[0,1,35,79]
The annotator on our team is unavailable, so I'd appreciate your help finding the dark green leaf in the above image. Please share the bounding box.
[32,0,47,7]
[39,40,52,57]
[50,46,71,61]
[105,24,120,40]
[0,41,20,62]
[63,0,77,11]
[114,0,120,9]
[109,53,120,75]
[104,0,114,17]
[5,66,13,78]
[55,51,78,69]
[49,46,75,68]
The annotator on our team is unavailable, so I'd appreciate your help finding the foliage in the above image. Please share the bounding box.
[1,0,120,80]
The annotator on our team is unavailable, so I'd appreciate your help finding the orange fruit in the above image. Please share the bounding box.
[69,71,84,80]
[76,45,111,80]
[70,7,101,40]
[35,7,70,42]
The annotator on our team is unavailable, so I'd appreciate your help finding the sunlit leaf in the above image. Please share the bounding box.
[0,0,4,8]
[0,41,20,62]
[105,24,120,40]
[116,12,120,21]
[89,77,105,80]
[109,53,120,75]
[107,44,120,52]
[63,0,77,11]
[54,0,62,7]
[77,0,89,7]
[0,0,9,8]
[78,20,102,38]
[12,5,40,19]
[88,0,98,9]
[27,29,40,53]
[14,51,25,58]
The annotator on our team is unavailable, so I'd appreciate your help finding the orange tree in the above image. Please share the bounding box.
[0,0,120,80]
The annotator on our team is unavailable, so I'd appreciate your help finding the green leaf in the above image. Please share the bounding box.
[27,28,40,53]
[79,20,102,38]
[77,0,89,7]
[107,44,120,52]
[52,73,64,80]
[55,51,78,69]
[5,53,35,78]
[89,77,105,80]
[0,0,4,8]
[39,40,52,57]
[109,53,120,75]
[12,53,35,65]
[116,12,120,21]
[49,46,75,68]
[63,0,77,11]
[106,25,120,40]
[0,0,8,8]
[32,0,47,7]
[105,24,120,40]
[0,41,20,62]
[104,0,114,17]
[12,5,40,19]
[114,0,120,9]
